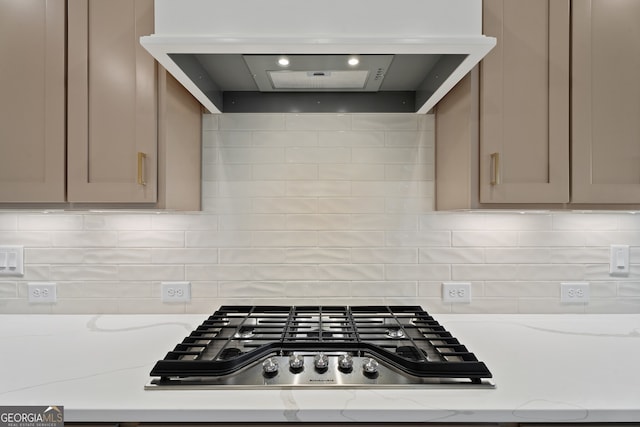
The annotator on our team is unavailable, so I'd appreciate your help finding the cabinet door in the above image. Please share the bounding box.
[67,0,157,203]
[480,0,570,203]
[572,0,640,203]
[0,0,65,202]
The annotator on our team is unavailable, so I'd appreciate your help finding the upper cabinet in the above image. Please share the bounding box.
[67,0,157,203]
[480,0,570,204]
[436,0,640,209]
[572,0,640,203]
[0,0,201,209]
[0,0,66,202]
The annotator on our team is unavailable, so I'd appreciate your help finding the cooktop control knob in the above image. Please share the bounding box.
[338,354,353,372]
[314,353,329,371]
[262,357,279,375]
[362,357,379,375]
[289,354,304,371]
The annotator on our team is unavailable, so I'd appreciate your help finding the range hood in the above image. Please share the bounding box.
[141,0,496,114]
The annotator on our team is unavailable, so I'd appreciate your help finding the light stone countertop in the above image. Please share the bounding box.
[0,313,639,424]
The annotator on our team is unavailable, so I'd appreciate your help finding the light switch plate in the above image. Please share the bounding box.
[0,246,24,276]
[609,244,630,276]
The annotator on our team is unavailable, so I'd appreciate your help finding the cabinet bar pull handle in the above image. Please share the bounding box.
[490,152,500,186]
[137,152,147,186]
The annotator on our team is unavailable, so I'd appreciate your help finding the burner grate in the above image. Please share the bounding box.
[150,305,492,382]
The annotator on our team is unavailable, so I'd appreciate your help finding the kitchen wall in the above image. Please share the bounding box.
[0,112,639,314]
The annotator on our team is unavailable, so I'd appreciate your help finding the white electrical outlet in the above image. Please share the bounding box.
[28,282,57,303]
[442,282,472,303]
[561,282,589,304]
[161,281,191,303]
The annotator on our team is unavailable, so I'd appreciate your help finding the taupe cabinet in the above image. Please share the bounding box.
[480,0,570,204]
[436,0,640,208]
[0,0,66,202]
[0,0,201,208]
[572,0,640,203]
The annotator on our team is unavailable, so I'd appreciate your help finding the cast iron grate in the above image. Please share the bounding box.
[150,305,492,382]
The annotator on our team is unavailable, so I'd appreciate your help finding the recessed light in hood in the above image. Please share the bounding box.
[141,0,496,114]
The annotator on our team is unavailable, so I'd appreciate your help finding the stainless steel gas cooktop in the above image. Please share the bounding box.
[146,305,494,389]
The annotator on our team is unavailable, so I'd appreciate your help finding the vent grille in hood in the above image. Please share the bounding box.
[141,0,496,114]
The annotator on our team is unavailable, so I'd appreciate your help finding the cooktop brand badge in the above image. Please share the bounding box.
[0,406,63,427]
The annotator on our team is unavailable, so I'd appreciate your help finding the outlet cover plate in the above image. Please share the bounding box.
[561,282,589,304]
[442,282,472,304]
[28,282,57,303]
[161,281,191,303]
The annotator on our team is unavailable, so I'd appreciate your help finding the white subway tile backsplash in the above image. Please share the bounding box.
[1,113,637,314]
[453,231,518,247]
[0,214,17,230]
[219,214,286,231]
[252,231,318,247]
[351,181,420,197]
[286,214,352,230]
[618,282,640,297]
[452,264,518,281]
[318,198,385,214]
[151,214,218,231]
[518,231,586,247]
[117,231,184,248]
[287,181,351,197]
[204,164,253,181]
[386,231,450,247]
[319,131,384,147]
[52,231,118,248]
[51,265,119,281]
[118,265,184,281]
[552,213,619,230]
[318,264,384,281]
[285,248,351,264]
[202,113,218,131]
[286,146,351,163]
[219,248,285,264]
[253,198,318,214]
[0,282,17,298]
[385,165,435,181]
[152,248,218,264]
[219,181,286,197]
[319,231,385,247]
[318,164,385,180]
[218,147,285,163]
[18,214,83,230]
[186,231,252,248]
[351,147,420,165]
[83,214,152,230]
[0,231,52,246]
[253,164,319,180]
[351,114,418,130]
[220,113,285,130]
[351,248,417,264]
[484,248,551,264]
[349,281,416,297]
[419,248,485,264]
[253,265,320,281]
[386,131,434,147]
[285,114,351,130]
[385,264,450,280]
[254,131,318,147]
